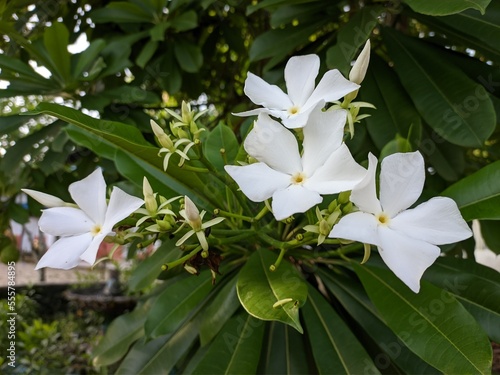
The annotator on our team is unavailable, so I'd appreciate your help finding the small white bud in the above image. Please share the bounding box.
[349,40,371,85]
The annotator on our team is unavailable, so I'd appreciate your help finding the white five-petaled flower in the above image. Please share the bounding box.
[234,54,359,129]
[23,169,144,270]
[329,151,472,293]
[225,110,366,221]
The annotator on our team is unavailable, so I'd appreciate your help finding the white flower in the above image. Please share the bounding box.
[234,54,359,129]
[175,196,225,251]
[329,151,472,292]
[225,109,366,221]
[28,169,144,270]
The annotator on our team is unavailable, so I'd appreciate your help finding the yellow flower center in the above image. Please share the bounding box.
[90,224,102,237]
[288,106,299,115]
[376,212,390,226]
[291,172,307,185]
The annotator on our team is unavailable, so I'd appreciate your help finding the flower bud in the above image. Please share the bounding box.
[349,40,371,85]
[22,189,66,208]
[143,177,158,214]
[151,120,174,150]
[184,196,202,230]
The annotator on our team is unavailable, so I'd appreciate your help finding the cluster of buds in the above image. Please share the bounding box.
[151,101,207,171]
[303,191,353,245]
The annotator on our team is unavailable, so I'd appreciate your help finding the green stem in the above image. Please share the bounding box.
[269,247,287,271]
[254,205,269,221]
[215,209,254,223]
[162,246,202,270]
[180,165,210,173]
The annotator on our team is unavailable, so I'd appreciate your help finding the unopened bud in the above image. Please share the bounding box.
[349,40,371,85]
[338,191,351,205]
[143,177,158,214]
[151,120,174,149]
[184,196,202,230]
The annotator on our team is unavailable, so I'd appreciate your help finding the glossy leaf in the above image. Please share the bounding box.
[192,310,265,375]
[480,220,500,254]
[442,160,500,220]
[73,39,107,78]
[128,239,183,292]
[174,39,203,73]
[203,122,239,171]
[321,270,440,374]
[383,28,495,148]
[116,319,199,375]
[259,321,310,374]
[354,263,492,374]
[92,303,148,366]
[360,54,422,151]
[44,22,72,83]
[302,284,380,375]
[145,270,213,338]
[237,248,307,333]
[403,0,491,15]
[91,2,154,23]
[423,257,500,342]
[326,6,383,76]
[199,274,241,346]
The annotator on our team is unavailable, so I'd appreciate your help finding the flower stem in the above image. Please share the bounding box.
[162,246,202,270]
[214,208,254,223]
[269,247,287,271]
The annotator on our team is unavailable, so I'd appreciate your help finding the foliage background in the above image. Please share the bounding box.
[1,0,500,374]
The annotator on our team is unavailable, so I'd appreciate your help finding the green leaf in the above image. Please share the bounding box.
[442,160,500,220]
[203,122,239,172]
[423,257,500,342]
[321,270,440,374]
[303,284,380,375]
[360,54,422,151]
[402,0,491,15]
[128,239,183,292]
[170,10,198,32]
[192,310,265,375]
[102,85,160,104]
[91,2,154,23]
[136,40,158,68]
[326,6,383,76]
[354,263,492,374]
[246,0,317,15]
[44,22,72,83]
[383,28,496,148]
[73,39,107,78]
[0,55,50,82]
[145,270,213,338]
[174,40,203,73]
[259,321,310,374]
[0,114,38,134]
[199,274,241,346]
[480,220,500,254]
[236,248,307,333]
[92,303,148,366]
[116,319,199,375]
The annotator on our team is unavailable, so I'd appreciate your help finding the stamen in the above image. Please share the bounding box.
[288,106,299,115]
[90,224,102,236]
[376,213,390,226]
[291,172,307,185]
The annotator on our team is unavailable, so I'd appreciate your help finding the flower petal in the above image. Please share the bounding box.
[68,168,108,224]
[244,72,293,110]
[225,163,290,202]
[272,185,322,220]
[329,211,381,247]
[244,114,302,174]
[380,151,425,217]
[377,226,441,293]
[35,233,92,270]
[281,103,320,129]
[306,143,366,194]
[80,233,107,265]
[390,197,472,245]
[350,153,382,214]
[284,54,319,107]
[302,108,346,174]
[39,207,93,236]
[103,187,144,230]
[22,189,66,207]
[305,69,359,109]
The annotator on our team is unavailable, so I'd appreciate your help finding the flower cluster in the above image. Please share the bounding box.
[24,41,472,293]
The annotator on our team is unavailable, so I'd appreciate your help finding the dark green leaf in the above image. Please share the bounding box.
[354,263,492,374]
[91,2,154,23]
[0,114,37,134]
[44,22,72,83]
[383,28,495,148]
[73,39,107,78]
[170,10,198,32]
[203,122,239,171]
[442,160,500,220]
[326,6,383,76]
[480,220,500,254]
[136,40,158,68]
[174,40,203,73]
[321,270,440,374]
[199,274,241,346]
[128,239,183,292]
[403,0,491,15]
[237,248,307,333]
[145,270,213,338]
[92,303,149,366]
[192,310,265,375]
[303,284,380,375]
